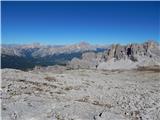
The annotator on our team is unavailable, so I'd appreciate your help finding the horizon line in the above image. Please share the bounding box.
[1,39,159,46]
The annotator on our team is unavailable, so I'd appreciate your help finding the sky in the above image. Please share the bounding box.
[1,1,160,45]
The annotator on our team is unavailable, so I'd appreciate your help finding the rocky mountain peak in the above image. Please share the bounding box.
[21,43,41,49]
[68,40,160,70]
[78,41,90,46]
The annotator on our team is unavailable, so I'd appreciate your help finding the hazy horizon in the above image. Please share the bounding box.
[2,39,160,47]
[2,1,160,45]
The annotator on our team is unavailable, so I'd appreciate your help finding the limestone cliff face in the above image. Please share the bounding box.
[104,41,159,61]
[68,41,160,70]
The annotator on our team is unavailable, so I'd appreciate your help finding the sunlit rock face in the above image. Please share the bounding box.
[69,41,160,70]
[104,41,159,61]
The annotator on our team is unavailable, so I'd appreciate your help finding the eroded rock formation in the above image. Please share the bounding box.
[68,41,160,70]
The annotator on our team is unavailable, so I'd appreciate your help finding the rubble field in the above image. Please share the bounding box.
[1,68,160,120]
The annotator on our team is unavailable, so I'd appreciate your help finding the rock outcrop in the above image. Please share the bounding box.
[68,41,160,70]
[104,41,159,61]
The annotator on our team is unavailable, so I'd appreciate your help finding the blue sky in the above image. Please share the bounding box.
[2,1,160,45]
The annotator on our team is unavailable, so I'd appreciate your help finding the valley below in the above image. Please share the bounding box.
[1,68,160,120]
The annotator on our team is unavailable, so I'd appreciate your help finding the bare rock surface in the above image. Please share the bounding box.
[1,68,160,120]
[68,41,160,70]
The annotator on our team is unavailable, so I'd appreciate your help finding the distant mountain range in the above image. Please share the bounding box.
[1,42,107,70]
[2,41,160,70]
